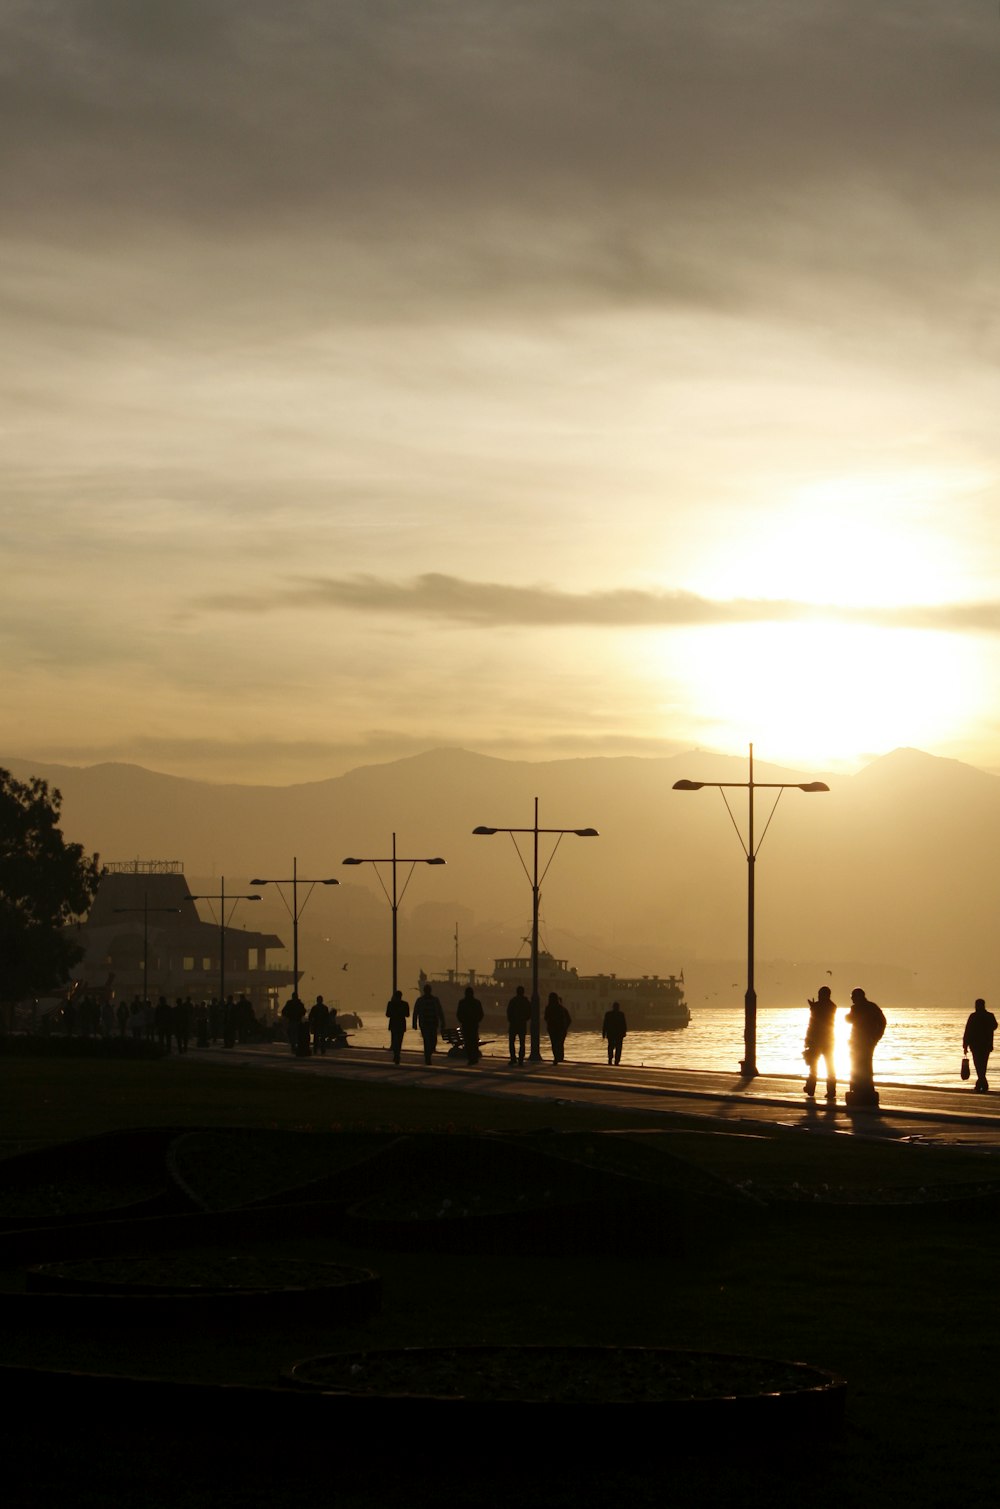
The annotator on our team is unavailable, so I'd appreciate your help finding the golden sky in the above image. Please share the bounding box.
[4,3,1000,783]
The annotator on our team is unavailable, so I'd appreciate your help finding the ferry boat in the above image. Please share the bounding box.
[418,952,690,1032]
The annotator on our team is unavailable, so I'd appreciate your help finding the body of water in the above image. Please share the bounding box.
[339,1003,974,1089]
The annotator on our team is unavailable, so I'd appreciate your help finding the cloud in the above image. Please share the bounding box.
[208,573,1000,634]
[4,2,998,330]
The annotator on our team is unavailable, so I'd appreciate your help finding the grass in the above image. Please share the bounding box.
[0,1056,672,1154]
[1,1056,998,1509]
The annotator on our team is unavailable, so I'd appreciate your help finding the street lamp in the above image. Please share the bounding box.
[249,858,339,1004]
[342,834,445,999]
[473,797,598,1063]
[113,895,181,1002]
[673,743,828,1078]
[184,881,261,1032]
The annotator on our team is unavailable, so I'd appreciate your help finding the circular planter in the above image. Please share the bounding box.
[166,1128,401,1214]
[0,1127,194,1232]
[751,1179,1000,1223]
[287,1345,845,1445]
[342,1189,622,1254]
[339,1132,686,1255]
[25,1255,381,1325]
[0,1182,179,1232]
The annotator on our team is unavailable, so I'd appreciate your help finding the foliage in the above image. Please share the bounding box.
[0,768,100,1004]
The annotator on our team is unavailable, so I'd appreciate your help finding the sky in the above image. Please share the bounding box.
[4,1,1000,784]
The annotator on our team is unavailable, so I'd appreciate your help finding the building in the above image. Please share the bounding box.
[72,861,294,1016]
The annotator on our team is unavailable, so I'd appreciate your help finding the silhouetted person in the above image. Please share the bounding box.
[386,990,409,1064]
[154,996,171,1052]
[545,992,571,1064]
[194,1000,210,1048]
[174,995,192,1054]
[413,983,446,1064]
[602,1001,627,1065]
[281,994,307,1055]
[116,1000,129,1038]
[223,994,238,1048]
[457,986,484,1065]
[803,986,837,1100]
[963,998,997,1093]
[507,985,531,1065]
[235,994,256,1044]
[309,995,331,1055]
[845,987,886,1109]
[129,995,144,1041]
[327,1005,347,1048]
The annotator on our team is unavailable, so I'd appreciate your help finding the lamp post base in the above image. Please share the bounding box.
[845,1085,880,1110]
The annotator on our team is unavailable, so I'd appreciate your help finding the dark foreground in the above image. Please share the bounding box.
[0,1054,996,1509]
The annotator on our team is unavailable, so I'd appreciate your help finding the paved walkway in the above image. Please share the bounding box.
[189,1041,1000,1153]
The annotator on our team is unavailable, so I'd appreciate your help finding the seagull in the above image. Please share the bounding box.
[341,963,349,971]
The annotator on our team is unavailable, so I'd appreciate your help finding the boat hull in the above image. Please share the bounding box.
[417,956,690,1034]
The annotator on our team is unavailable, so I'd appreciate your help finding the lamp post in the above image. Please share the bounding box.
[473,798,598,1063]
[249,859,339,1004]
[342,835,445,999]
[113,895,181,1002]
[673,743,828,1078]
[184,881,262,1018]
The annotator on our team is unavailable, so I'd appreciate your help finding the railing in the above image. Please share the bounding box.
[103,860,184,874]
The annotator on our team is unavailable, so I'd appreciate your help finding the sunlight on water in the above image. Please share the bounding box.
[543,1007,967,1087]
[351,1004,971,1088]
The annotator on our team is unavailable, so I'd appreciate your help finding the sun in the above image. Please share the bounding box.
[653,619,987,767]
[642,467,991,764]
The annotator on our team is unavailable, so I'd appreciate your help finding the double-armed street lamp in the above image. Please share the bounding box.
[473,798,598,1063]
[184,880,262,1018]
[249,859,339,1004]
[343,835,445,1000]
[113,894,181,1002]
[673,743,828,1079]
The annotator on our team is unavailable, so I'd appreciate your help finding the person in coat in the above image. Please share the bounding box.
[963,997,998,1093]
[602,1001,627,1065]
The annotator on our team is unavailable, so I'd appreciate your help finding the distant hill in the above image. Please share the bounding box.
[4,746,999,1006]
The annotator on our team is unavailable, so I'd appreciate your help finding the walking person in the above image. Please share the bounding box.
[281,994,307,1056]
[235,994,255,1044]
[385,990,409,1065]
[845,987,886,1109]
[544,991,571,1065]
[456,985,484,1065]
[308,995,331,1055]
[413,982,446,1064]
[803,986,837,1101]
[507,985,531,1065]
[963,998,998,1093]
[602,1001,627,1065]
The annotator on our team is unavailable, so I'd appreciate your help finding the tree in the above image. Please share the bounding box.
[0,769,100,1008]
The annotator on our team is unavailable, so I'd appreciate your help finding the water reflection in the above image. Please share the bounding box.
[537,1007,962,1087]
[348,1004,967,1087]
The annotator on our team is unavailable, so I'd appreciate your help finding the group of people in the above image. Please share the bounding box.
[803,986,887,1107]
[804,988,999,1105]
[383,982,630,1068]
[280,993,348,1057]
[386,984,482,1066]
[48,992,261,1051]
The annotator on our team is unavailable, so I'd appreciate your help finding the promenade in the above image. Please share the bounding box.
[191,1040,1000,1153]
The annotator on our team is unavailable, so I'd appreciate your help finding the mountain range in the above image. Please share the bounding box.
[4,746,997,1011]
